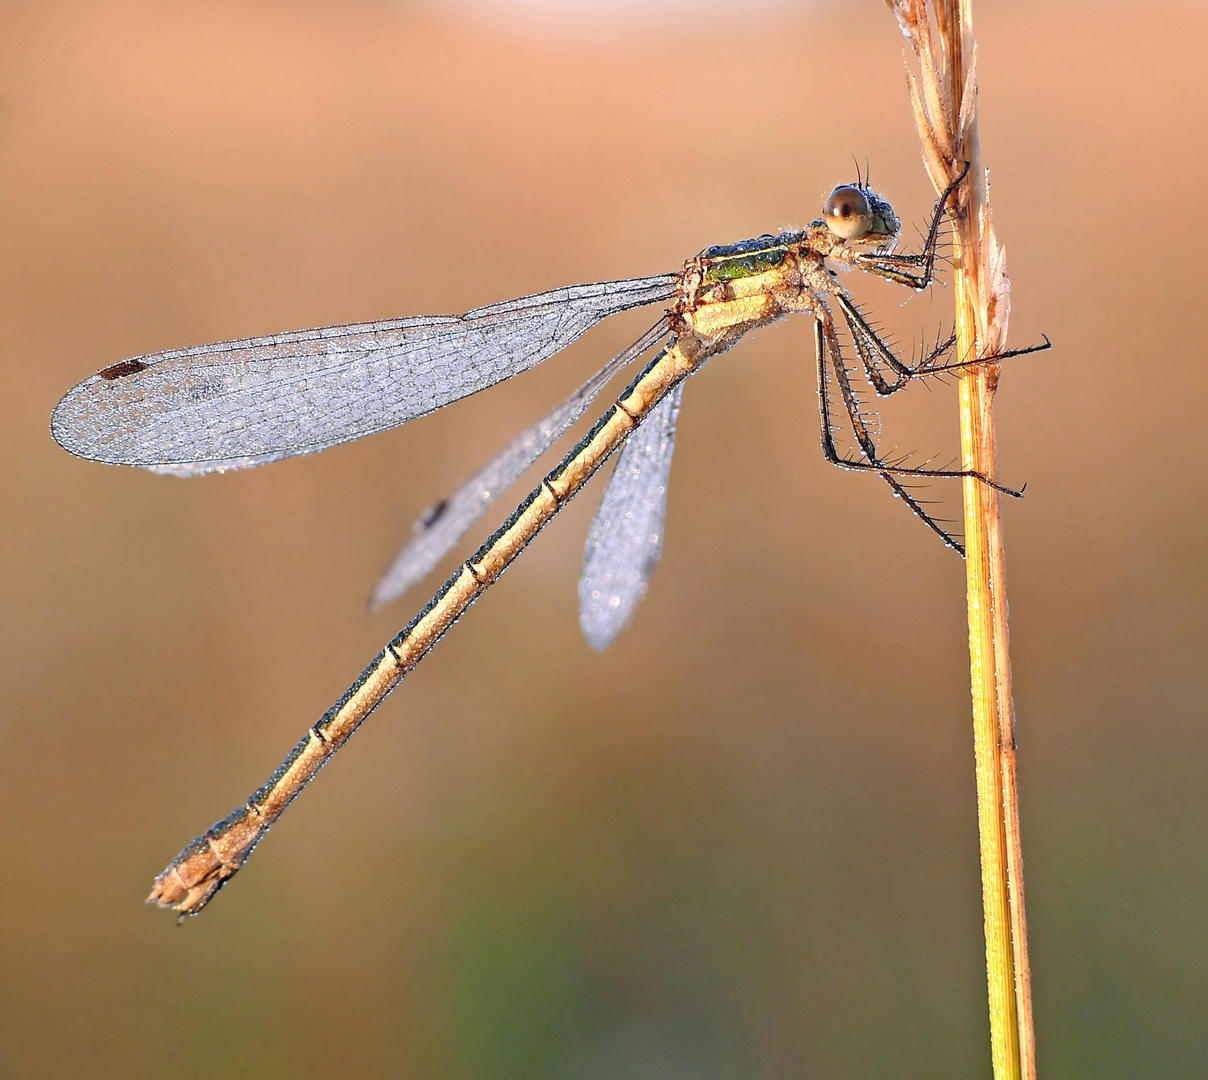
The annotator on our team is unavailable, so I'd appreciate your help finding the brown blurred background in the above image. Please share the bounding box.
[2,1,1205,1075]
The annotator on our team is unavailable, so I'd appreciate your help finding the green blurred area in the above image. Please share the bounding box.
[1,1,1205,1075]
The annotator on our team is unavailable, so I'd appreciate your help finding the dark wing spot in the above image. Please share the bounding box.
[418,499,450,531]
[98,358,149,380]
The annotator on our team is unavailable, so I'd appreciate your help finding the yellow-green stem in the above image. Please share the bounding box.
[956,273,1021,1079]
[890,0,1037,1070]
[942,0,1035,1070]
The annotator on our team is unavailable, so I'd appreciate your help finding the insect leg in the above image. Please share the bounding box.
[814,314,1023,497]
[856,162,970,290]
[836,293,957,394]
[813,315,963,549]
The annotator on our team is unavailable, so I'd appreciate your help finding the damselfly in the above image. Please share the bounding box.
[52,166,1043,916]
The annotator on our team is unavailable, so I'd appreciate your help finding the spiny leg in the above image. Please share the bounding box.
[839,297,905,395]
[819,316,1021,494]
[819,315,880,461]
[813,317,963,550]
[837,292,957,395]
[881,473,965,554]
[813,314,1022,528]
[856,161,972,290]
[898,335,1054,378]
[836,293,1051,396]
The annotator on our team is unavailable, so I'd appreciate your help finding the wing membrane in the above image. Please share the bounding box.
[50,275,677,470]
[371,318,671,607]
[578,381,683,651]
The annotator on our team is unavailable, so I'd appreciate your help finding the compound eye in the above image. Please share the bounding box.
[823,185,873,240]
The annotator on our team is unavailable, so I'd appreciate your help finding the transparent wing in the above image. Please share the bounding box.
[371,318,670,608]
[50,274,678,470]
[578,380,683,651]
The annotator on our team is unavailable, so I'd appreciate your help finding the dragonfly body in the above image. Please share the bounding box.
[139,239,842,914]
[53,170,1025,915]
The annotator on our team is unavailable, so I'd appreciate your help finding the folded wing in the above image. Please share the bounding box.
[578,381,683,650]
[371,319,671,607]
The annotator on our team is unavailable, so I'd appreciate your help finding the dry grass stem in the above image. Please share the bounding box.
[884,1,1036,1077]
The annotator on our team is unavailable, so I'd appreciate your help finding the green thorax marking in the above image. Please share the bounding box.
[700,231,802,284]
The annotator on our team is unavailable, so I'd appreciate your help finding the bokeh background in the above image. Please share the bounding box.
[2,1,1205,1076]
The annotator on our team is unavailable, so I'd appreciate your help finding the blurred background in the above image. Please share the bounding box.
[2,1,1205,1076]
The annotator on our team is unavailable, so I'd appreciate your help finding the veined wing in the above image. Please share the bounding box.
[578,380,683,651]
[371,318,671,608]
[50,274,678,471]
